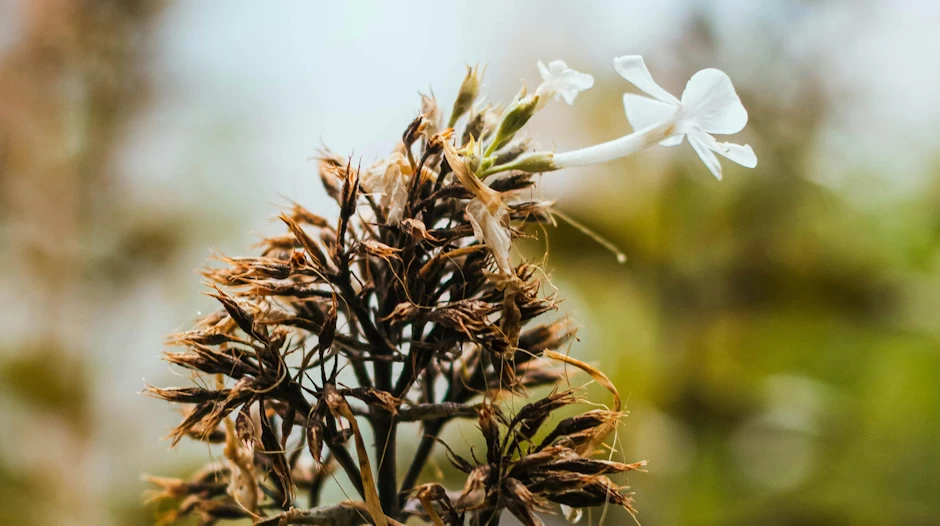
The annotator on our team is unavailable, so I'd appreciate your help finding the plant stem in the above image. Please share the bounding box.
[373,415,399,518]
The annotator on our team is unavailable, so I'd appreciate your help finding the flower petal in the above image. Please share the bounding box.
[466,197,512,275]
[565,69,595,91]
[623,93,682,146]
[547,59,569,76]
[537,60,551,81]
[714,141,757,168]
[660,135,684,147]
[694,130,758,168]
[680,68,748,135]
[613,55,680,105]
[558,73,594,104]
[535,60,594,106]
[688,131,723,180]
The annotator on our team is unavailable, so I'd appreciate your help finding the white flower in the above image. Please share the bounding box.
[617,55,756,179]
[534,60,594,109]
[552,55,757,180]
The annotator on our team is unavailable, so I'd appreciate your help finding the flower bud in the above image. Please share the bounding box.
[448,64,482,128]
[484,89,540,156]
[482,150,557,176]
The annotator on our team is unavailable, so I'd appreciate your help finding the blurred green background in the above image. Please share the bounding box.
[2,1,939,524]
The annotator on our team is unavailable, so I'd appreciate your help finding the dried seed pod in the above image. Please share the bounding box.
[538,409,621,450]
[511,389,581,443]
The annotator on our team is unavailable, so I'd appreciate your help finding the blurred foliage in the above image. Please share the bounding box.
[0,1,172,525]
[530,57,940,526]
[0,343,91,432]
[1,2,939,525]
[542,173,940,524]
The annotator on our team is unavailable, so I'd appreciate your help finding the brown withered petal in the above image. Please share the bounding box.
[166,329,245,348]
[477,404,501,465]
[280,213,330,271]
[207,287,269,344]
[361,239,402,259]
[382,302,418,325]
[161,347,254,380]
[169,402,215,446]
[433,437,474,475]
[400,217,441,242]
[317,154,344,202]
[421,93,442,136]
[428,299,500,339]
[339,159,360,224]
[539,409,622,451]
[511,388,582,443]
[256,233,301,256]
[456,465,490,510]
[509,360,567,392]
[306,418,324,465]
[242,279,332,300]
[414,483,453,526]
[198,392,254,444]
[280,405,296,450]
[424,131,447,157]
[403,114,430,148]
[547,476,635,511]
[544,458,647,476]
[317,300,338,379]
[417,245,487,281]
[517,319,576,356]
[509,446,580,476]
[234,402,257,451]
[289,202,332,228]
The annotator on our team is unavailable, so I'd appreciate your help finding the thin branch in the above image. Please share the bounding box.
[397,402,479,422]
[255,502,369,525]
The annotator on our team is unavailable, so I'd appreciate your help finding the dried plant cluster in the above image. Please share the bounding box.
[145,65,648,526]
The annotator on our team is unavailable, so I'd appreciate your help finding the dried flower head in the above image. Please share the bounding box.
[145,55,753,524]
